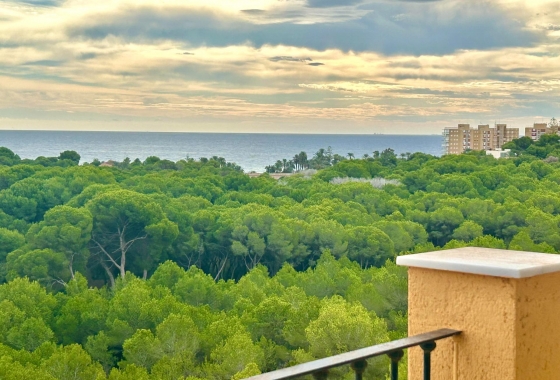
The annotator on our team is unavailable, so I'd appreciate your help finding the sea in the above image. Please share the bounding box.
[0,131,442,173]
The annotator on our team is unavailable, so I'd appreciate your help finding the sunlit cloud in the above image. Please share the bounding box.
[0,0,559,133]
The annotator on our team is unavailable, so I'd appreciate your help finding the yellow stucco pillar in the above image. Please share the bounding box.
[396,247,560,380]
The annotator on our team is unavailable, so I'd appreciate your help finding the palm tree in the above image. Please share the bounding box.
[287,160,295,172]
[298,151,308,170]
[332,154,345,164]
[315,148,325,159]
[292,154,300,171]
[312,148,328,169]
[347,152,355,160]
[326,146,333,166]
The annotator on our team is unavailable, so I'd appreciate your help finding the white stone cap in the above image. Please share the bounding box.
[396,247,560,279]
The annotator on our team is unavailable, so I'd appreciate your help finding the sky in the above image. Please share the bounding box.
[0,0,559,134]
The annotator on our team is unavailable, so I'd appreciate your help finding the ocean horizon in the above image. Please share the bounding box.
[0,130,443,172]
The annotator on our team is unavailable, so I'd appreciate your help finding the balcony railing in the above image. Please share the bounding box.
[246,328,461,380]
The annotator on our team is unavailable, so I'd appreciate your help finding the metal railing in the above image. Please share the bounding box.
[246,328,461,380]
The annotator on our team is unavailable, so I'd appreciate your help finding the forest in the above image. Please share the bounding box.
[1,133,560,379]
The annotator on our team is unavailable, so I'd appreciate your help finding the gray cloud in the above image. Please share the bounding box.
[74,6,251,42]
[79,52,97,60]
[306,0,364,8]
[241,9,265,14]
[9,0,62,6]
[269,56,312,62]
[70,2,541,55]
[23,60,64,66]
[308,62,325,66]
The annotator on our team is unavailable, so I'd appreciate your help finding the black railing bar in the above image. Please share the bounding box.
[245,328,461,380]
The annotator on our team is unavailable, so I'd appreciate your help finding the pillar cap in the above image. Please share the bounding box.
[396,247,560,278]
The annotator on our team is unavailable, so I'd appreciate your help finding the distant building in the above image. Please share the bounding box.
[443,124,519,155]
[524,123,559,141]
[99,160,115,167]
[485,149,511,159]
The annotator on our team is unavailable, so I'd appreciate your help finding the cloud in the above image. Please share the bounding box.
[2,42,559,122]
[143,97,169,105]
[269,56,312,62]
[49,1,541,56]
[7,0,62,5]
[79,52,97,60]
[0,0,559,133]
[306,0,364,8]
[241,9,265,14]
[23,59,63,66]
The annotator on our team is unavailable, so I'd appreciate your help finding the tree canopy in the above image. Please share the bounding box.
[0,140,559,378]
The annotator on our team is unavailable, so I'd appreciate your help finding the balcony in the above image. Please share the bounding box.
[247,329,460,380]
[248,248,560,380]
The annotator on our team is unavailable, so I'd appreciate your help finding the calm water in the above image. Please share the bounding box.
[0,131,442,172]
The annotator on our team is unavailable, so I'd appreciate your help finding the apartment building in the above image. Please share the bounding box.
[525,122,559,141]
[443,124,519,155]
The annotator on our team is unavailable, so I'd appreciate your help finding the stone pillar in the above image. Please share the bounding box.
[396,247,560,380]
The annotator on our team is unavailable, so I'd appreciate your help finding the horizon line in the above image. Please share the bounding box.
[0,128,442,136]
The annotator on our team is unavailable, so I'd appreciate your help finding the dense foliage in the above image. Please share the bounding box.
[0,255,407,379]
[2,138,560,379]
